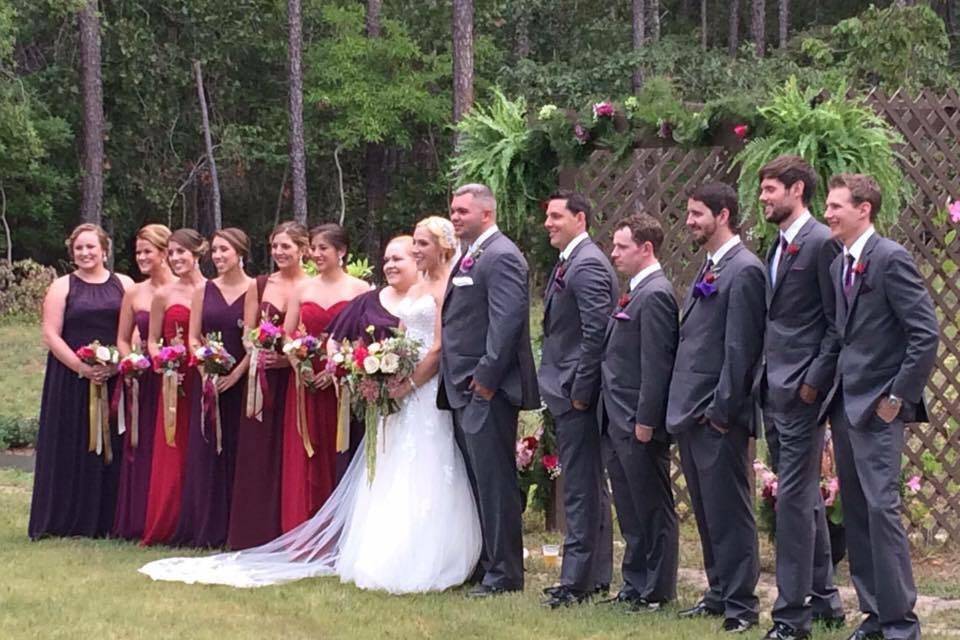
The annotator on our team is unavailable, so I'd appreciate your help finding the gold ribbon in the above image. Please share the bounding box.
[129,379,140,449]
[334,380,351,453]
[162,372,178,447]
[245,348,263,421]
[87,381,112,464]
[295,369,314,458]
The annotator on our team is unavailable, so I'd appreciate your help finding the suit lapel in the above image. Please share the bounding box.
[842,233,880,336]
[604,271,648,346]
[442,230,502,313]
[770,217,816,303]
[681,244,742,324]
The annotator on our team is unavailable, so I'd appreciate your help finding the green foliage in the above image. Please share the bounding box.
[345,256,374,281]
[0,415,38,449]
[0,259,57,320]
[733,78,909,249]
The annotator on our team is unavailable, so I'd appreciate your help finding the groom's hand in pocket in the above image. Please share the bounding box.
[469,378,495,401]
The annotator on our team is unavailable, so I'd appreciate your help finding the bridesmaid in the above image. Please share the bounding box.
[29,224,134,539]
[280,224,370,532]
[172,228,252,548]
[141,229,207,546]
[327,235,415,480]
[113,224,174,540]
[227,221,309,549]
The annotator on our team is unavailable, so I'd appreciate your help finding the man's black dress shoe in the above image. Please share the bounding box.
[466,584,517,598]
[763,622,810,640]
[624,598,664,614]
[722,618,757,633]
[678,601,724,618]
[544,583,609,598]
[542,586,590,609]
[845,629,883,640]
[813,614,847,630]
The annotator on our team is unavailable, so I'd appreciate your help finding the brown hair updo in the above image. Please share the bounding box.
[170,228,209,257]
[212,227,250,260]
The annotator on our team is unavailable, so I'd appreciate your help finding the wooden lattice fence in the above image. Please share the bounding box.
[563,88,960,543]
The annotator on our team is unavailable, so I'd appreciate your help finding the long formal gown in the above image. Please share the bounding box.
[140,294,482,593]
[170,282,246,548]
[29,274,125,539]
[227,301,289,550]
[141,304,195,546]
[280,300,349,533]
[112,310,161,539]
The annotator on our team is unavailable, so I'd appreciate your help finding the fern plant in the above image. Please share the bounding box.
[734,77,910,249]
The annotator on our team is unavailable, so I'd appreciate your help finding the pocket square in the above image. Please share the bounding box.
[452,276,474,287]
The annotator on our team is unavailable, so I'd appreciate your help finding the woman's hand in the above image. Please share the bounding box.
[388,378,415,401]
[260,350,289,370]
[79,363,113,384]
[216,369,243,393]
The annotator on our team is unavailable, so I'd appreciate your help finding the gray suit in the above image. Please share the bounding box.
[598,268,679,603]
[539,237,617,593]
[666,241,765,621]
[439,229,540,591]
[759,218,844,631]
[821,233,938,640]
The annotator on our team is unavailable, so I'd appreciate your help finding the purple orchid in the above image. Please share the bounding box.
[460,255,475,272]
[692,280,718,299]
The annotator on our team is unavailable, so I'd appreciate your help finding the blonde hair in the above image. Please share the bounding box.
[136,224,171,252]
[65,223,111,259]
[415,216,457,263]
[271,221,309,251]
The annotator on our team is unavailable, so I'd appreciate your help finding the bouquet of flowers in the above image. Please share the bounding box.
[194,333,237,454]
[329,326,421,482]
[245,314,285,421]
[113,350,152,448]
[75,341,120,463]
[283,327,327,457]
[153,329,189,447]
[515,409,562,518]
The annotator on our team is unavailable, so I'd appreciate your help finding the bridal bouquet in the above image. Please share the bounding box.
[283,327,327,457]
[114,350,152,448]
[194,333,237,454]
[329,326,421,482]
[245,314,284,421]
[153,330,189,447]
[75,341,120,463]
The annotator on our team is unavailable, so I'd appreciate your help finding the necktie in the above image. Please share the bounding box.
[773,234,789,286]
[698,258,714,283]
[843,253,856,297]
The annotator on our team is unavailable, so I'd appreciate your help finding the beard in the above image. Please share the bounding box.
[691,220,716,246]
[764,201,794,225]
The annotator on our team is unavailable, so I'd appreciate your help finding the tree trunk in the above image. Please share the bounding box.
[0,181,11,263]
[701,0,708,51]
[193,61,222,231]
[365,0,386,262]
[632,0,646,93]
[287,0,308,225]
[778,0,789,49]
[649,0,661,42]
[729,0,740,56]
[452,0,474,124]
[78,0,104,225]
[752,0,766,58]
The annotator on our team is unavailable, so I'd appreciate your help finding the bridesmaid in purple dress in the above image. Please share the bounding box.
[29,224,134,539]
[227,221,309,549]
[113,224,175,540]
[172,229,252,547]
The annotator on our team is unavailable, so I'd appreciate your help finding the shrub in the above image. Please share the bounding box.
[0,415,39,449]
[0,259,56,320]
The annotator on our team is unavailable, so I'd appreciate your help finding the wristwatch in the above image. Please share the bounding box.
[887,394,903,408]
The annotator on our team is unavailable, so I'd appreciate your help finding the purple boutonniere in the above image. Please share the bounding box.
[459,249,484,274]
[693,270,718,299]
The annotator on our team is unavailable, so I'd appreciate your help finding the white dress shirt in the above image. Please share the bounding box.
[630,261,662,291]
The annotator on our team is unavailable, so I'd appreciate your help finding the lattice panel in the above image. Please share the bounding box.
[569,90,960,541]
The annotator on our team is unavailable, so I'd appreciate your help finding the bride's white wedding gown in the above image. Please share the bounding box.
[140,294,482,593]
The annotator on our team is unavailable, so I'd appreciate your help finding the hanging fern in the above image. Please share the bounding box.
[734,77,910,249]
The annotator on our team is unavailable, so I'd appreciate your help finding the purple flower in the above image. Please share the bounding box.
[460,255,475,272]
[613,312,630,321]
[592,101,615,118]
[692,281,718,299]
[949,199,960,224]
[261,322,281,337]
[906,475,922,493]
[658,120,673,139]
[573,123,590,144]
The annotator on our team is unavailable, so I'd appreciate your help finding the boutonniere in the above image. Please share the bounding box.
[786,243,800,256]
[459,249,485,274]
[853,261,868,275]
[617,293,631,308]
[693,271,718,299]
[554,263,567,289]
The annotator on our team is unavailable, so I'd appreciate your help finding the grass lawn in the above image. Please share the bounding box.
[0,320,46,419]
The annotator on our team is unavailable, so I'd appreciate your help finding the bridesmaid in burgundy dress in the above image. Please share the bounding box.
[29,224,134,539]
[280,224,370,532]
[172,228,252,547]
[113,224,174,540]
[141,229,207,546]
[227,221,308,549]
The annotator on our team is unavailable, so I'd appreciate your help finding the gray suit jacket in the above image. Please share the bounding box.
[759,218,841,413]
[599,269,679,442]
[820,233,939,428]
[539,238,617,417]
[438,230,540,411]
[666,242,766,434]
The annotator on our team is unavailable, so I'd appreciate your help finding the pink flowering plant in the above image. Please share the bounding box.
[516,409,561,515]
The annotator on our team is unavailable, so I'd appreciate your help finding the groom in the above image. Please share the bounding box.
[438,183,540,597]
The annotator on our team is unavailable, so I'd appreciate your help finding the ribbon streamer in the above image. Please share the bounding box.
[162,372,179,446]
[334,381,351,453]
[201,374,223,454]
[295,369,315,458]
[245,348,264,421]
[87,381,112,464]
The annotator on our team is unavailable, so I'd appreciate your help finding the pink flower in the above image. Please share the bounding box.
[592,101,615,118]
[949,199,960,224]
[906,475,922,493]
[573,123,590,144]
[460,255,475,272]
[822,477,840,507]
[733,124,749,140]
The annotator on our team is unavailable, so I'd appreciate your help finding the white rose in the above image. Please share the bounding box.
[95,345,111,363]
[282,340,297,355]
[111,350,120,364]
[332,352,345,364]
[363,355,381,374]
[380,352,400,374]
[368,342,382,354]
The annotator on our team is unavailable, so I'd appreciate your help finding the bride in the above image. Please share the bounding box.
[140,219,482,593]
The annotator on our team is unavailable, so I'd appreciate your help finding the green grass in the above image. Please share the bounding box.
[0,321,45,418]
